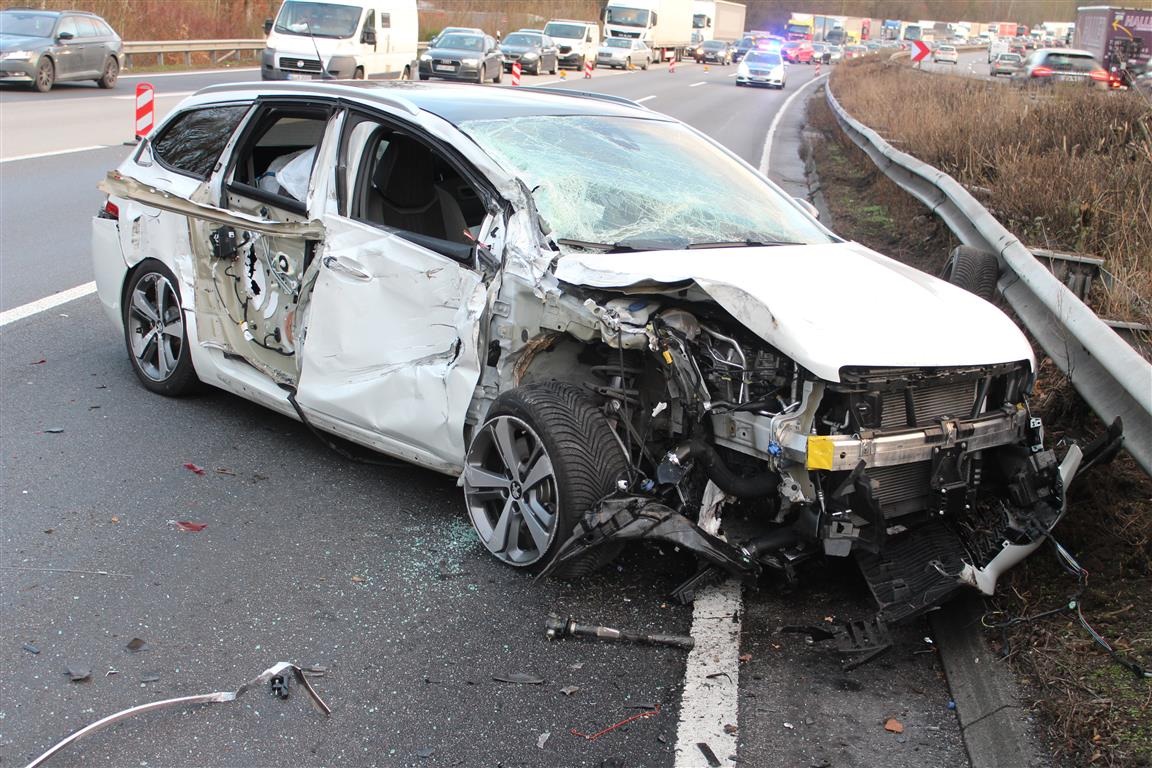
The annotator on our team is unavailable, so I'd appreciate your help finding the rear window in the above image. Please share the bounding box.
[152,105,249,179]
[544,23,585,39]
[1043,53,1099,72]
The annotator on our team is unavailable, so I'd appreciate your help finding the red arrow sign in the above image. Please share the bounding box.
[912,40,931,62]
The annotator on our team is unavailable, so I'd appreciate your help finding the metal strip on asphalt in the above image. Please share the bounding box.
[0,282,97,327]
[673,580,743,768]
[760,73,828,176]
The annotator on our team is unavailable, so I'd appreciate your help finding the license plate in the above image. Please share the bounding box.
[287,73,312,81]
[435,65,455,72]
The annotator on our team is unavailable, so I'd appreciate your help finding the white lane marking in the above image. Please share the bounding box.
[674,581,743,768]
[728,73,737,77]
[689,80,707,87]
[760,71,827,175]
[636,95,657,103]
[0,282,97,328]
[0,146,109,164]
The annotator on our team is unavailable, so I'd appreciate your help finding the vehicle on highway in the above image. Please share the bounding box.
[693,39,732,64]
[499,31,558,75]
[0,8,121,92]
[735,49,784,87]
[596,37,651,69]
[261,0,418,81]
[93,80,1083,624]
[418,32,502,83]
[542,19,599,70]
[989,52,1022,77]
[781,40,814,64]
[1015,48,1109,88]
[933,44,958,64]
[988,38,1009,62]
[843,44,868,60]
[429,27,484,47]
[825,44,843,62]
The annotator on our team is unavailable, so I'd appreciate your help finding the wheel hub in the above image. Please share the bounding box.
[509,481,523,500]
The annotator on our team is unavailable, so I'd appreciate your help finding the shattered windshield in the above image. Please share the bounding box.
[273,1,362,38]
[460,115,835,248]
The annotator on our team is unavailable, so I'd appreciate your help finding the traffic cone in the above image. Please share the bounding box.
[669,57,676,73]
[703,63,709,73]
[511,61,521,86]
[559,68,567,79]
[583,60,593,78]
[815,61,821,77]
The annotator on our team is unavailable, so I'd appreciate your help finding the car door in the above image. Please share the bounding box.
[74,16,103,74]
[51,15,81,77]
[292,110,495,469]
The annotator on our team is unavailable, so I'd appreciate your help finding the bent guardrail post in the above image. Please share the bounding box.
[824,86,1152,475]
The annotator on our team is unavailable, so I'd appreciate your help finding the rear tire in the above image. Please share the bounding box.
[97,56,119,88]
[353,66,365,79]
[464,382,628,579]
[493,65,502,83]
[123,261,199,396]
[946,246,999,301]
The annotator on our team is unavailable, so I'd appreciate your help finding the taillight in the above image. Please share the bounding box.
[98,200,119,220]
[1089,69,1109,82]
[1031,66,1054,77]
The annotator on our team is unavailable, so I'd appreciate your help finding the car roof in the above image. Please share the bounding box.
[1035,47,1095,57]
[192,81,665,124]
[1,7,101,15]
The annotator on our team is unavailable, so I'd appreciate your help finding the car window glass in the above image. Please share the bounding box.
[94,19,114,36]
[381,12,390,28]
[232,111,328,202]
[56,16,78,37]
[152,105,249,179]
[363,9,374,32]
[461,115,834,247]
[344,115,484,246]
[76,17,99,37]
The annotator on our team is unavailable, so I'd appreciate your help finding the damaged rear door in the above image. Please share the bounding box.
[292,110,492,472]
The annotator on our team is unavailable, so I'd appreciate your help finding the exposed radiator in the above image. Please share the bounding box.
[881,380,977,429]
[870,461,931,513]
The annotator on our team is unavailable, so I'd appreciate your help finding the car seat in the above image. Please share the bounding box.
[366,135,468,243]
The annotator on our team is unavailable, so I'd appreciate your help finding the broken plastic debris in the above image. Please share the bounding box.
[537,731,551,749]
[214,467,236,476]
[695,741,722,766]
[738,652,753,663]
[65,664,91,682]
[884,718,904,733]
[571,704,661,742]
[493,673,545,685]
[31,359,46,365]
[125,638,148,652]
[140,674,160,683]
[723,723,738,735]
[25,662,329,768]
[110,516,119,524]
[350,575,366,583]
[560,685,580,696]
[415,747,436,759]
[174,521,207,533]
[783,722,795,729]
[182,462,206,475]
[23,643,40,655]
[44,428,64,434]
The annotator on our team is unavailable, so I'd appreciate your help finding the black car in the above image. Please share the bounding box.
[0,8,122,92]
[418,33,503,83]
[499,32,558,76]
[694,40,732,65]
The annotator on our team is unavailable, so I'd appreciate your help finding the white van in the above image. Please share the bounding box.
[542,19,600,69]
[262,0,417,80]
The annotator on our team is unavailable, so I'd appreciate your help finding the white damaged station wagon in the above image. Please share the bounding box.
[93,81,1107,625]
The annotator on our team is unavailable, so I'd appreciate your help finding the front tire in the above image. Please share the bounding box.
[464,382,628,578]
[123,261,198,396]
[33,57,54,92]
[493,64,502,83]
[945,246,999,301]
[97,56,119,88]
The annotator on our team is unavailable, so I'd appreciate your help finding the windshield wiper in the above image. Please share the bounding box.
[686,239,799,249]
[556,235,690,253]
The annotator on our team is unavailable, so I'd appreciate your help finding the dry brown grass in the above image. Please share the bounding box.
[828,57,1152,327]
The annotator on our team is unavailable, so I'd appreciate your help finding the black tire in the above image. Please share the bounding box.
[476,65,485,84]
[946,246,999,301]
[353,66,365,79]
[97,56,119,88]
[33,57,54,92]
[550,59,558,75]
[464,382,628,578]
[418,72,429,81]
[642,57,649,70]
[122,261,199,396]
[493,64,502,83]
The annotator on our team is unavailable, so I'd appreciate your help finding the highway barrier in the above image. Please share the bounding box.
[824,84,1152,474]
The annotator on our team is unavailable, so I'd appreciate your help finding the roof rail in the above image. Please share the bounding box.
[193,81,421,116]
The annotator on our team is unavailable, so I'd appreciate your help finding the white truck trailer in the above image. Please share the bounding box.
[604,0,695,62]
[691,0,746,44]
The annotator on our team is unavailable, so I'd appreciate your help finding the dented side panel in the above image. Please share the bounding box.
[295,216,485,469]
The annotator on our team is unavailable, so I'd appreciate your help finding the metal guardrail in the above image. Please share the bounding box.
[122,39,431,69]
[123,39,265,68]
[824,86,1152,474]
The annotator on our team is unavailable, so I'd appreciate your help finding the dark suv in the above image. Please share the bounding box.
[1016,48,1109,88]
[0,8,122,92]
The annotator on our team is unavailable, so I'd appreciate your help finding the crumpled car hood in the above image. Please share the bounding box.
[555,241,1035,382]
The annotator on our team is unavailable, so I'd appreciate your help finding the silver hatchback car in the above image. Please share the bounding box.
[0,8,122,92]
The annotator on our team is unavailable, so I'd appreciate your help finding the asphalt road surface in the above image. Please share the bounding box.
[0,61,968,767]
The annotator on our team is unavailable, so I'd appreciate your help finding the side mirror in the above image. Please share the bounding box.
[57,31,74,41]
[264,19,273,35]
[795,197,820,220]
[361,27,376,45]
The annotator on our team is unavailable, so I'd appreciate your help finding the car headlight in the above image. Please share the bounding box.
[696,47,703,54]
[737,63,749,75]
[772,66,783,77]
[420,53,432,62]
[1,50,35,61]
[461,58,479,66]
[522,51,538,60]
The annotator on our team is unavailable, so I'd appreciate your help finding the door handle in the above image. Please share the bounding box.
[322,255,371,281]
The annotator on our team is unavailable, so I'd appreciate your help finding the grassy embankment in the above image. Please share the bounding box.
[807,57,1152,767]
